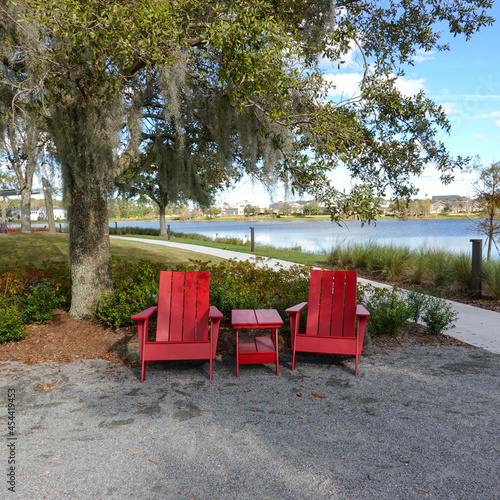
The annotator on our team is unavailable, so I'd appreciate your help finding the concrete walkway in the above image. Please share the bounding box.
[112,236,500,354]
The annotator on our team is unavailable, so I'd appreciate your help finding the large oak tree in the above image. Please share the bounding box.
[0,0,494,318]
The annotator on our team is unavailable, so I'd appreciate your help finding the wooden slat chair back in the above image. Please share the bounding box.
[305,270,357,338]
[156,271,210,343]
[285,269,370,375]
[132,271,223,382]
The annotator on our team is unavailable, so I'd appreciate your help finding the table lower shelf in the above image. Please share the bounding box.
[238,336,277,365]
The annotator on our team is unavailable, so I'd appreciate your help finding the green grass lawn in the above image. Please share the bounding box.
[0,233,226,272]
[120,234,327,266]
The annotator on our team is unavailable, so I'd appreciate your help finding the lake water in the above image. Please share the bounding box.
[111,219,499,260]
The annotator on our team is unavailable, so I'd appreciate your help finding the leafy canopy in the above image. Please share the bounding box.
[1,0,495,219]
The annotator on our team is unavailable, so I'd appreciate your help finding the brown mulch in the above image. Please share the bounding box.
[0,311,138,366]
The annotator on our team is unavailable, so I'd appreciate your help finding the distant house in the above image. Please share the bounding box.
[270,200,314,214]
[378,200,391,214]
[430,195,481,213]
[430,200,446,213]
[11,206,67,221]
[223,200,266,215]
[52,207,67,220]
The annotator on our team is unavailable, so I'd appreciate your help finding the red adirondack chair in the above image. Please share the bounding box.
[285,270,370,376]
[131,271,223,382]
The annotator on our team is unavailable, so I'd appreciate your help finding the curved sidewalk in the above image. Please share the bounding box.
[112,236,500,354]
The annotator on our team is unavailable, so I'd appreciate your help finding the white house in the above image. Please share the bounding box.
[11,206,67,221]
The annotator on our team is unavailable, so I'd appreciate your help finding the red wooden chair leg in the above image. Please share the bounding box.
[354,354,358,376]
[274,328,280,376]
[209,356,213,381]
[236,328,240,378]
[292,348,297,371]
[141,360,146,383]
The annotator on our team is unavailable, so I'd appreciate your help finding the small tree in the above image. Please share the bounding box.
[303,201,322,215]
[470,162,500,261]
[244,204,260,217]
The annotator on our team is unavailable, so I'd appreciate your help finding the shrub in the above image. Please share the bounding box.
[17,281,67,324]
[0,298,25,343]
[362,285,413,336]
[0,262,70,327]
[208,259,311,319]
[96,259,165,327]
[324,242,353,268]
[94,258,312,328]
[427,251,453,291]
[421,297,458,335]
[411,248,430,284]
[406,287,429,323]
[381,246,412,280]
[482,260,500,300]
[451,254,472,294]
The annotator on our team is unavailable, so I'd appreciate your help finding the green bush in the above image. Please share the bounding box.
[207,259,311,319]
[17,281,67,324]
[361,285,413,336]
[406,287,429,323]
[381,246,412,280]
[0,263,70,329]
[421,297,458,335]
[96,259,165,327]
[483,260,500,300]
[94,257,312,328]
[451,254,472,294]
[0,298,25,343]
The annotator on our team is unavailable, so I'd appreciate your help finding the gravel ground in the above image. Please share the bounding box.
[2,346,499,500]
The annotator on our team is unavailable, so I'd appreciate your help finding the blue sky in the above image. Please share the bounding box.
[219,4,500,207]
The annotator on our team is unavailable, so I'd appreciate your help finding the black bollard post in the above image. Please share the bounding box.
[167,224,171,240]
[470,239,482,299]
[250,227,255,252]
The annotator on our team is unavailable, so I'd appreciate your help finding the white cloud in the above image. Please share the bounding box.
[473,133,491,139]
[495,120,500,128]
[323,72,362,98]
[323,72,426,99]
[473,111,500,120]
[394,76,427,96]
[441,102,460,115]
[413,49,436,64]
[319,40,364,72]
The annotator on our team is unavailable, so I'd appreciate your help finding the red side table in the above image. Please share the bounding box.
[231,309,283,377]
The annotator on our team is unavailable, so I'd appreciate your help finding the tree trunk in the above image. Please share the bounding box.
[20,188,32,233]
[42,177,56,232]
[53,102,117,319]
[1,197,8,224]
[68,182,113,319]
[159,204,167,236]
[487,214,494,261]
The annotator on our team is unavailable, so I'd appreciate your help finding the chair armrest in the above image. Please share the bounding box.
[209,305,223,319]
[285,302,308,314]
[355,305,370,317]
[131,306,158,321]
